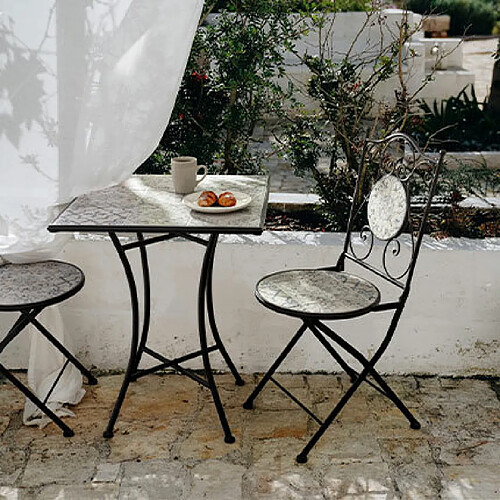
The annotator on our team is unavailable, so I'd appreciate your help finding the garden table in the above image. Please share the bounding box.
[49,174,270,442]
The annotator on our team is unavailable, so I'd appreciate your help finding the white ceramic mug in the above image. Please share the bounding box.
[171,156,207,194]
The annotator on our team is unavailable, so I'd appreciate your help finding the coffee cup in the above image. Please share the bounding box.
[171,156,207,194]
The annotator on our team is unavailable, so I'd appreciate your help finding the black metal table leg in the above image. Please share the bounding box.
[103,232,142,438]
[205,235,244,387]
[130,232,152,379]
[199,234,235,443]
[103,230,240,442]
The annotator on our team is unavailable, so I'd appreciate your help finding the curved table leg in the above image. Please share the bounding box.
[199,234,235,443]
[130,232,151,379]
[206,236,244,386]
[104,232,148,438]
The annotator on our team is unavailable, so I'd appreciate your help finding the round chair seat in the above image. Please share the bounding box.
[256,269,380,319]
[0,260,84,311]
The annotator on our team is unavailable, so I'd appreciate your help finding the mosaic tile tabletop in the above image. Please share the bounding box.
[256,269,380,318]
[49,175,270,234]
[0,261,83,309]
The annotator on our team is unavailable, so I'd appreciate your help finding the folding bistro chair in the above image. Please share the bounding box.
[243,132,446,463]
[0,260,97,437]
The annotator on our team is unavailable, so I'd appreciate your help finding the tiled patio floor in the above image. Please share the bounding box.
[1,373,499,499]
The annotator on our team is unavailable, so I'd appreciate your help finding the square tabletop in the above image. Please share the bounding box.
[48,175,270,235]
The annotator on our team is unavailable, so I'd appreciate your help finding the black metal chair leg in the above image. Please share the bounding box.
[296,366,370,463]
[0,304,96,435]
[308,321,394,399]
[104,232,141,438]
[306,321,359,383]
[360,367,421,429]
[297,313,410,463]
[313,320,420,429]
[199,234,235,443]
[30,318,97,385]
[243,322,308,410]
[205,234,244,386]
[0,363,75,437]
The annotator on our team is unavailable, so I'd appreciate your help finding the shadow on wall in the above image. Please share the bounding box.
[0,0,203,258]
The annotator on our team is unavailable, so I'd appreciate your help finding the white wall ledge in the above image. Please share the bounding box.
[72,230,500,251]
[2,231,498,376]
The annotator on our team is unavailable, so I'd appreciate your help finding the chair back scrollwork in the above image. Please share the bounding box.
[340,133,445,292]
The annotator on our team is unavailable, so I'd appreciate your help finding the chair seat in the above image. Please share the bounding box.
[256,269,380,319]
[0,260,84,311]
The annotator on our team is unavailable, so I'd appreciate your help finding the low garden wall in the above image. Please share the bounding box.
[2,232,498,376]
[275,10,473,106]
[434,151,500,170]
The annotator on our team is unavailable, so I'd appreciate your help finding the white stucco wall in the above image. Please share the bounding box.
[1,232,498,376]
[277,10,474,106]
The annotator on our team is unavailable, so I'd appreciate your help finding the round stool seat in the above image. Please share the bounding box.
[0,260,84,311]
[256,269,380,319]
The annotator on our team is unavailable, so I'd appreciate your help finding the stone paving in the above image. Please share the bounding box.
[1,373,499,499]
[462,38,498,104]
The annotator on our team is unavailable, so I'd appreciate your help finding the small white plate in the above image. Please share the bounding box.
[182,191,252,213]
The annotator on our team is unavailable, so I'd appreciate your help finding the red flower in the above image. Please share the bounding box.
[191,71,207,82]
[179,113,185,120]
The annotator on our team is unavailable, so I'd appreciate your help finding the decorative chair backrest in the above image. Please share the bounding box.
[340,133,445,295]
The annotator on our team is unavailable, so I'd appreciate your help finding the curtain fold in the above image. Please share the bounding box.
[0,0,204,425]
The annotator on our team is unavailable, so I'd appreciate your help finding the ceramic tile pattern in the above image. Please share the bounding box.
[0,261,83,309]
[256,269,380,317]
[368,174,408,241]
[49,175,269,233]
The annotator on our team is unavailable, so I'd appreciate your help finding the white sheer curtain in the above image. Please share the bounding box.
[0,0,203,425]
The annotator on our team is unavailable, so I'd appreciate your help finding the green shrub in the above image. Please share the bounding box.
[409,86,500,152]
[138,0,307,175]
[211,0,371,13]
[289,0,372,11]
[436,0,497,36]
[405,0,497,36]
[281,31,402,229]
[405,0,433,14]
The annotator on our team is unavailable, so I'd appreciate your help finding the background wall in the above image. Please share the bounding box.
[2,232,499,376]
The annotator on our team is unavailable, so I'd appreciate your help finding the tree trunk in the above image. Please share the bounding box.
[224,88,238,174]
[487,44,500,115]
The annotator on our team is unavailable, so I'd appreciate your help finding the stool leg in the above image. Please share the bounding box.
[0,310,36,354]
[0,363,74,437]
[31,318,97,385]
[1,308,95,436]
